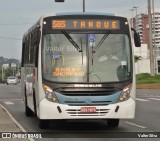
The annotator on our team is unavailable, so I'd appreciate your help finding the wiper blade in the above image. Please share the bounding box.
[61,30,82,52]
[92,33,110,53]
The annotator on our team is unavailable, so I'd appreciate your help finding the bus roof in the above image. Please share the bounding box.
[55,12,115,16]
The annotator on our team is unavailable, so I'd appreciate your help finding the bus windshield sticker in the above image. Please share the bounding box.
[51,53,64,66]
[88,34,96,42]
[121,61,127,66]
[88,34,96,47]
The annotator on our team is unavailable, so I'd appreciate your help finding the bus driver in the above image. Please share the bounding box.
[98,46,118,62]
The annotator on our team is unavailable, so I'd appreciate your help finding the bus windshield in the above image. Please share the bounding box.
[42,32,131,83]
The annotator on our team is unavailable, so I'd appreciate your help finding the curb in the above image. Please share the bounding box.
[136,84,160,89]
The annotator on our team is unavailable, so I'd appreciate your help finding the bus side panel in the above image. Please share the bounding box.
[21,67,25,102]
[22,66,34,112]
[36,25,46,118]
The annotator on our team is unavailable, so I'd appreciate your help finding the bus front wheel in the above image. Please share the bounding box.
[107,119,119,127]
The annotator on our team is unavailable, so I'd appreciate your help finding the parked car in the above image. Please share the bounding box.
[6,76,18,85]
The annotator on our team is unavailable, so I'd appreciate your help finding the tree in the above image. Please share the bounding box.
[0,70,2,82]
[5,68,13,78]
[134,55,142,63]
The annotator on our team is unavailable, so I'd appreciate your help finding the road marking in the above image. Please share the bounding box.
[136,98,150,101]
[149,95,160,97]
[148,98,160,101]
[139,95,160,98]
[124,121,146,129]
[4,102,14,105]
[0,98,22,101]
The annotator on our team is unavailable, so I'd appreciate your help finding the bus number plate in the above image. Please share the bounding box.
[81,107,96,113]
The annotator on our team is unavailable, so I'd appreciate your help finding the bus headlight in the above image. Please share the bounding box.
[43,84,58,102]
[118,84,132,102]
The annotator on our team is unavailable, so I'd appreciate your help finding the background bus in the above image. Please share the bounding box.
[21,13,141,129]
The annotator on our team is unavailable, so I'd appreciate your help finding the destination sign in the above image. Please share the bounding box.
[51,19,120,30]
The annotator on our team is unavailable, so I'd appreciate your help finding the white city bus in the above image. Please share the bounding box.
[21,13,141,129]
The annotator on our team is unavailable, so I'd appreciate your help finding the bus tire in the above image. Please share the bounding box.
[39,120,49,129]
[33,90,37,117]
[107,119,119,127]
[24,90,34,117]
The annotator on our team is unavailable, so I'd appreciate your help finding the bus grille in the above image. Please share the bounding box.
[66,108,110,117]
[56,87,120,96]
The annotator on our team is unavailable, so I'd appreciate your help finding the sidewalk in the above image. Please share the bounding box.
[0,104,31,141]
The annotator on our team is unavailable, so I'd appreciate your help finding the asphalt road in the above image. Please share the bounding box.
[0,83,160,141]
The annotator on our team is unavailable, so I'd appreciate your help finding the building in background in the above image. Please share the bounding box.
[133,13,149,44]
[131,11,160,74]
[153,12,160,45]
[131,11,160,45]
[1,64,9,69]
[134,44,150,74]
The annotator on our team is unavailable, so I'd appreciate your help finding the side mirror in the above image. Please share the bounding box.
[131,28,141,47]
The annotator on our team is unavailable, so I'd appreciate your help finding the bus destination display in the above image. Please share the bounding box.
[52,19,120,30]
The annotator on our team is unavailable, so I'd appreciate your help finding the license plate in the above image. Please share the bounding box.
[81,107,96,113]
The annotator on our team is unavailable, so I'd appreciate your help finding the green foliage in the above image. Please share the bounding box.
[136,73,160,84]
[0,68,14,83]
[134,55,142,63]
[0,74,2,82]
[5,68,13,77]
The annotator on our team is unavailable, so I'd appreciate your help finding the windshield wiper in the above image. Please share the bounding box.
[92,33,110,53]
[80,38,84,65]
[61,30,82,52]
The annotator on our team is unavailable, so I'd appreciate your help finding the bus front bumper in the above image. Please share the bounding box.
[39,98,135,119]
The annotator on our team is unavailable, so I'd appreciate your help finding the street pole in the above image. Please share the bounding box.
[133,6,138,29]
[83,0,85,12]
[133,6,142,73]
[148,0,155,76]
[1,65,5,82]
[152,0,157,74]
[13,67,14,76]
[2,66,4,82]
[130,8,134,28]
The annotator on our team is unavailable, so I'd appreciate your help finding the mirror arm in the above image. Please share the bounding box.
[131,28,136,33]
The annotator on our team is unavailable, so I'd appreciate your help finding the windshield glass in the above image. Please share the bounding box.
[42,33,131,83]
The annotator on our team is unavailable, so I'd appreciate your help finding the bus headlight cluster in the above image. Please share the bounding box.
[118,84,132,102]
[43,84,58,102]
